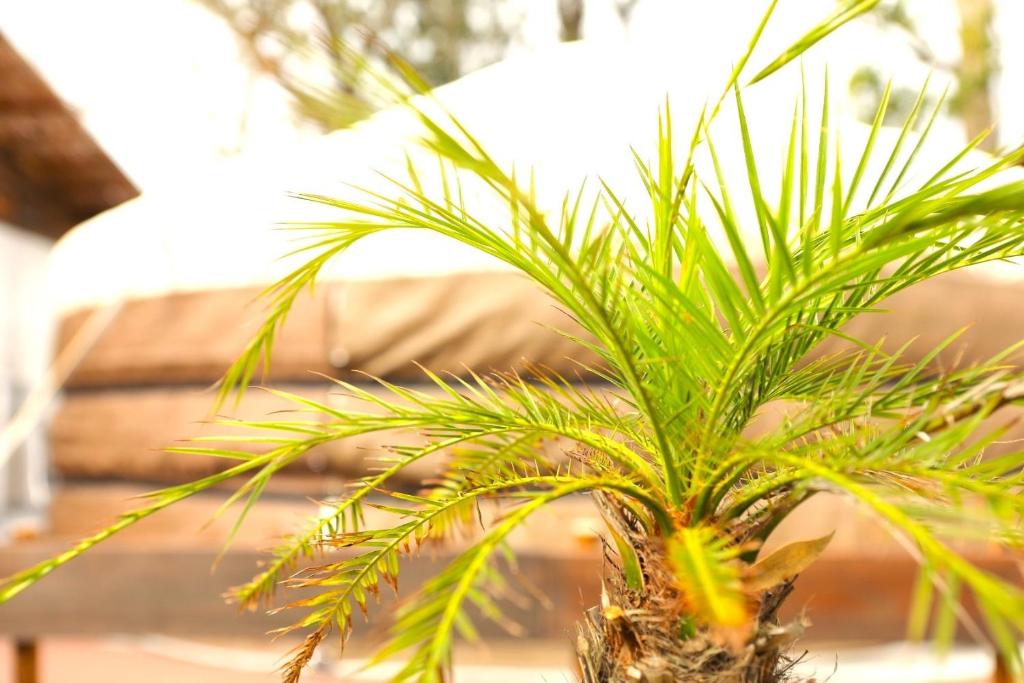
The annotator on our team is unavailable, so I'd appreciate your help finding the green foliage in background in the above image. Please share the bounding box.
[197,0,516,129]
[197,0,639,130]
[853,0,997,146]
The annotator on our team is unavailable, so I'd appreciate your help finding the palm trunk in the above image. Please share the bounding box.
[575,495,804,682]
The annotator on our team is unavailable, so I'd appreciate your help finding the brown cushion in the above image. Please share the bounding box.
[57,272,602,389]
[57,287,331,388]
[327,271,599,380]
[52,268,1024,485]
[818,269,1024,366]
[51,383,547,485]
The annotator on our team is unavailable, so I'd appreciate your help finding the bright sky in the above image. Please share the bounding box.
[1,0,1020,193]
[0,0,308,189]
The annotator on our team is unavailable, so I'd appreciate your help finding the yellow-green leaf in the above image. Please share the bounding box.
[607,524,644,592]
[667,527,748,627]
[744,532,834,593]
[748,0,881,85]
[907,564,935,641]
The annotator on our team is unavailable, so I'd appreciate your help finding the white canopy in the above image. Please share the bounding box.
[47,35,1021,315]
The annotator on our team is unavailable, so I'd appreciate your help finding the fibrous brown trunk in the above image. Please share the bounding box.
[575,495,805,682]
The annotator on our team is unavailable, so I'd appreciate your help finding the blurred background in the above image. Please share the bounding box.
[0,0,1022,681]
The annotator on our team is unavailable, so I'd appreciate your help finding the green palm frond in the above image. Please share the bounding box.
[5,1,1024,681]
[371,474,669,683]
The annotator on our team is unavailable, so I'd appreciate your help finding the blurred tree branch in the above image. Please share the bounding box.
[558,0,583,42]
[196,0,515,130]
[198,0,642,131]
[954,0,996,147]
[855,0,997,150]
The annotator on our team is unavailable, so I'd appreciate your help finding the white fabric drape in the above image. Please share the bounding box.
[0,222,52,540]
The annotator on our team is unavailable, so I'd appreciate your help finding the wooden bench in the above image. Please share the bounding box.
[11,270,1024,681]
[3,482,1018,681]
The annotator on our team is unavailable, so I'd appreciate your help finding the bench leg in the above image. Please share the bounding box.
[14,639,38,683]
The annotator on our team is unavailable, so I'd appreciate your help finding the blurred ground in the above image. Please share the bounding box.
[0,637,571,682]
[0,636,1000,683]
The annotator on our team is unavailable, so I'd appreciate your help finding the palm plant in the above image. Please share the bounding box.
[5,1,1024,681]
